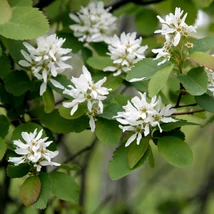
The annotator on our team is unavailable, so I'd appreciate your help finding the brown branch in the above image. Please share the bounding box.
[107,0,166,12]
[173,109,204,115]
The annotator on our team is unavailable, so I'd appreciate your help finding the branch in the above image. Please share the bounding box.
[108,0,165,12]
[173,109,204,115]
[34,0,55,10]
[62,139,97,164]
[93,194,113,214]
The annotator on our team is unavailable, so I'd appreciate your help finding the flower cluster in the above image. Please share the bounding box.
[8,129,60,172]
[19,34,72,95]
[63,66,111,132]
[205,68,214,96]
[152,7,196,65]
[69,2,117,43]
[114,92,177,147]
[104,32,148,76]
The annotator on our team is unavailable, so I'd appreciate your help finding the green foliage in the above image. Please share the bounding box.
[32,173,52,209]
[0,7,49,40]
[95,118,122,145]
[59,103,86,119]
[126,58,169,81]
[7,163,30,178]
[42,86,55,113]
[8,0,32,7]
[128,136,150,169]
[108,143,149,180]
[178,67,208,96]
[148,63,174,97]
[0,0,12,25]
[0,137,7,161]
[157,136,193,168]
[87,56,112,70]
[4,70,31,96]
[190,37,214,53]
[50,171,79,203]
[0,115,10,138]
[192,0,213,7]
[0,53,12,79]
[195,93,214,112]
[135,8,158,36]
[19,176,41,207]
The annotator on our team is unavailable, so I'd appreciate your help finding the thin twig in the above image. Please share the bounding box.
[108,0,165,12]
[173,109,204,115]
[93,194,113,214]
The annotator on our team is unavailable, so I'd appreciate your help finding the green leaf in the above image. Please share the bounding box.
[7,39,26,63]
[42,86,55,113]
[103,74,123,91]
[0,7,49,40]
[59,163,81,172]
[188,52,214,70]
[126,58,167,81]
[0,0,12,25]
[100,103,123,120]
[8,0,32,7]
[135,8,158,36]
[192,0,213,7]
[58,103,86,120]
[0,115,10,138]
[31,108,89,133]
[190,37,214,53]
[57,32,83,53]
[7,163,30,178]
[87,56,112,70]
[50,171,79,203]
[108,144,149,180]
[157,136,193,168]
[148,146,155,168]
[0,137,7,161]
[95,118,122,145]
[195,93,214,112]
[32,173,52,209]
[19,176,41,207]
[128,136,150,169]
[148,63,174,97]
[161,120,199,132]
[0,53,12,79]
[4,70,31,96]
[178,67,208,96]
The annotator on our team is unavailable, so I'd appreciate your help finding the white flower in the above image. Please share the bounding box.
[205,68,214,96]
[152,40,172,65]
[63,65,111,132]
[69,2,117,43]
[104,32,148,76]
[19,34,72,95]
[114,92,177,147]
[155,7,196,46]
[8,129,60,172]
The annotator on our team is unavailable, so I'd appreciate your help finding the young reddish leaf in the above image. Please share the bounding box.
[188,52,214,70]
[128,136,150,169]
[32,173,52,209]
[19,176,41,207]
